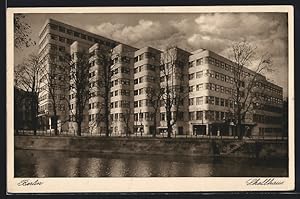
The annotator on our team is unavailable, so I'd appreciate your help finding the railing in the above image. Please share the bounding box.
[14,129,288,141]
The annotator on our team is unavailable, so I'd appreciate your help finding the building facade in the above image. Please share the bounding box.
[133,47,161,135]
[37,18,284,137]
[14,87,38,132]
[38,18,118,133]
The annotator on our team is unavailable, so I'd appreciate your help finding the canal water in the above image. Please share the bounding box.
[15,149,288,177]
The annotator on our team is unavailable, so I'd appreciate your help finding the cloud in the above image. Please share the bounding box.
[85,13,288,96]
[194,13,283,42]
[87,19,177,48]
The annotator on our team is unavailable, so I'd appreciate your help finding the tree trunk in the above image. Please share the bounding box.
[152,112,157,137]
[166,110,172,138]
[31,93,37,136]
[53,108,58,136]
[104,96,110,137]
[77,121,82,136]
[237,116,243,140]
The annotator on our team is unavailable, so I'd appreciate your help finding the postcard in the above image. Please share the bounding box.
[6,5,294,193]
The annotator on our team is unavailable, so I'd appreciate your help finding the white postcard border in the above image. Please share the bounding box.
[6,6,295,193]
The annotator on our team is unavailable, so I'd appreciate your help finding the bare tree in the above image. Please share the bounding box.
[123,109,132,137]
[14,54,41,135]
[228,41,273,139]
[14,14,36,49]
[69,51,90,136]
[39,51,70,135]
[92,45,114,137]
[160,46,189,138]
[145,79,162,137]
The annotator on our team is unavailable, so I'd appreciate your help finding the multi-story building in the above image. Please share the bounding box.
[37,18,284,137]
[68,41,91,135]
[159,47,191,136]
[187,49,283,137]
[109,44,137,135]
[133,47,161,135]
[38,18,118,132]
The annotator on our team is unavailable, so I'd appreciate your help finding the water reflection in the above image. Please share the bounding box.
[15,150,288,177]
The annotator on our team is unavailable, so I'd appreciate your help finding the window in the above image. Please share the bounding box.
[189,73,195,80]
[139,112,143,120]
[196,71,203,78]
[134,90,138,96]
[88,36,93,41]
[189,98,194,105]
[134,101,138,107]
[81,34,86,40]
[189,112,195,120]
[225,99,228,107]
[189,86,194,92]
[138,54,143,61]
[220,86,224,93]
[67,39,73,44]
[74,32,80,37]
[225,64,229,71]
[196,84,203,91]
[139,65,143,72]
[215,97,220,106]
[139,77,143,83]
[138,88,143,95]
[215,85,220,92]
[196,58,203,65]
[220,98,224,106]
[59,46,65,52]
[114,80,118,86]
[221,112,225,120]
[50,24,58,30]
[134,113,138,121]
[59,26,65,33]
[121,67,130,74]
[196,111,203,120]
[121,56,130,63]
[196,97,203,105]
[218,61,223,69]
[146,64,155,71]
[67,29,73,35]
[211,84,215,91]
[160,113,165,121]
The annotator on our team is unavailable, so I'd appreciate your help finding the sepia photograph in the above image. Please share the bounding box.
[6,6,294,192]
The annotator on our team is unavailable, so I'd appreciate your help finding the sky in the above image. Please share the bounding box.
[14,13,289,97]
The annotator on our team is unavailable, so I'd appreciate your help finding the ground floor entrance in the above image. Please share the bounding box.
[193,125,206,135]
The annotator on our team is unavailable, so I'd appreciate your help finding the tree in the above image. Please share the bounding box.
[123,109,132,137]
[39,51,70,135]
[228,41,273,139]
[160,46,189,138]
[145,77,162,137]
[92,45,114,137]
[69,51,90,136]
[14,54,41,135]
[14,14,36,49]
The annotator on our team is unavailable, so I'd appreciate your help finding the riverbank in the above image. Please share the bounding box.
[14,135,288,158]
